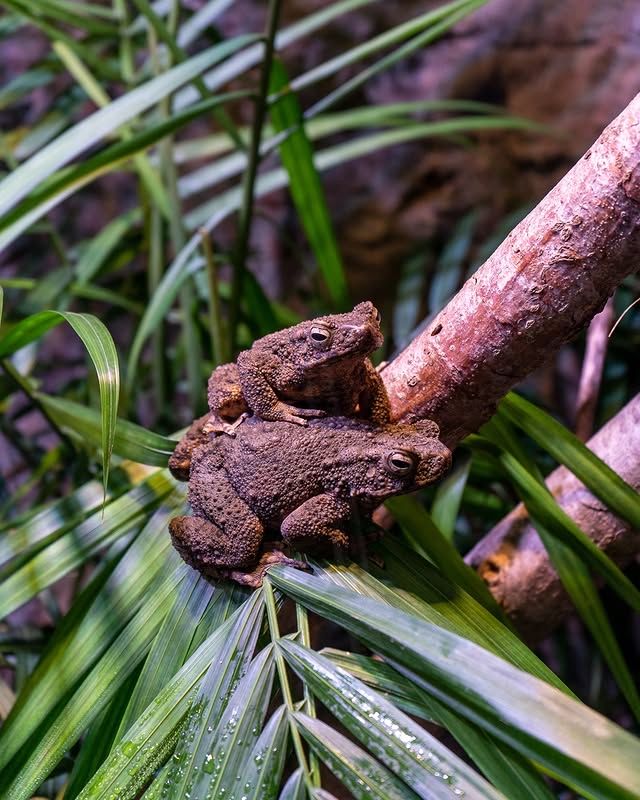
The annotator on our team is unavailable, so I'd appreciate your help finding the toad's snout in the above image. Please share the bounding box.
[418,440,452,485]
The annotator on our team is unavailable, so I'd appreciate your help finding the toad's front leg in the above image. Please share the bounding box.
[281,494,352,552]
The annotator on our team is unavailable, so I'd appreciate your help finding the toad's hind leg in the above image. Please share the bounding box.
[170,502,263,573]
[171,452,264,572]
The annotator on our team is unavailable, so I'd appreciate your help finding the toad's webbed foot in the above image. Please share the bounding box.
[203,412,249,437]
[221,544,310,588]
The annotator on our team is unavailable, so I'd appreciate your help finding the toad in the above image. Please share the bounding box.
[169,301,391,480]
[169,415,451,585]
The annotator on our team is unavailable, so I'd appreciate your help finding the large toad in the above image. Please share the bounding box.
[169,415,451,584]
[169,301,391,480]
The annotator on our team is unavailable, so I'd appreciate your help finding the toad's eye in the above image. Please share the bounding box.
[385,450,416,476]
[375,309,381,324]
[310,326,332,346]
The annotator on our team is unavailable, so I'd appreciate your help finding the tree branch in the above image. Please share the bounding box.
[382,93,640,446]
[464,394,640,642]
[378,93,640,638]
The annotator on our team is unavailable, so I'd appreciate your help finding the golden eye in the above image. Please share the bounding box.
[310,326,332,346]
[385,450,416,476]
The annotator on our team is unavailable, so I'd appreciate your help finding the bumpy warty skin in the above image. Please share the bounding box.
[222,417,450,523]
[207,300,391,426]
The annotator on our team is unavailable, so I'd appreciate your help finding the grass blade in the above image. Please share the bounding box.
[0,310,119,493]
[164,589,265,799]
[281,639,505,799]
[385,495,502,618]
[325,650,556,800]
[269,58,348,308]
[499,392,640,528]
[76,593,260,800]
[0,36,257,220]
[236,705,289,800]
[294,712,419,800]
[271,567,640,800]
[37,393,177,466]
[0,503,180,770]
[169,647,275,799]
[0,473,179,617]
[0,563,187,800]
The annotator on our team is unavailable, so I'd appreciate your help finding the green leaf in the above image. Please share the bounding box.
[323,650,555,800]
[1,562,186,800]
[269,58,348,308]
[430,456,471,539]
[321,648,438,722]
[76,592,261,800]
[311,557,568,692]
[278,768,305,800]
[0,36,257,220]
[297,0,487,116]
[131,115,532,380]
[0,470,145,570]
[74,209,142,285]
[37,393,177,466]
[383,495,509,623]
[533,521,640,721]
[0,92,251,252]
[236,705,289,800]
[489,445,640,612]
[272,567,640,800]
[0,502,181,770]
[0,471,178,618]
[294,712,419,800]
[481,415,640,721]
[280,639,504,799]
[65,669,143,800]
[168,647,275,799]
[0,310,119,494]
[164,589,266,799]
[499,392,640,529]
[114,570,217,741]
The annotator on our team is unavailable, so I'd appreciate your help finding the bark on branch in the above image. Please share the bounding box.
[464,395,640,642]
[379,93,640,638]
[382,93,640,446]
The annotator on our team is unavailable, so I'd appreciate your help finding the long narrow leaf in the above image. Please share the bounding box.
[271,567,640,800]
[499,392,640,528]
[0,36,257,220]
[294,712,419,800]
[0,310,119,492]
[281,639,504,799]
[76,592,262,800]
[269,58,348,308]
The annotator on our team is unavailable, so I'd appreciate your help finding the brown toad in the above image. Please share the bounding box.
[169,415,451,585]
[169,301,390,480]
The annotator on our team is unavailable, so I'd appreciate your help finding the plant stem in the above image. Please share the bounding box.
[148,204,167,415]
[229,0,283,349]
[263,579,315,795]
[295,602,321,787]
[199,228,229,364]
[152,7,204,416]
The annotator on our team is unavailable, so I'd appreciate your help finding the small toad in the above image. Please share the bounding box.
[169,415,451,586]
[169,301,391,480]
[210,300,390,427]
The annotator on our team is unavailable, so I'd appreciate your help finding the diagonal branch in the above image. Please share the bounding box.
[464,394,640,642]
[381,93,640,446]
[379,93,640,637]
